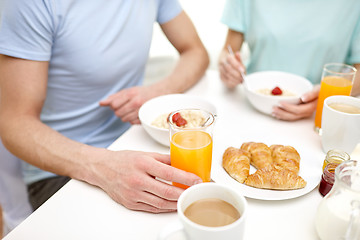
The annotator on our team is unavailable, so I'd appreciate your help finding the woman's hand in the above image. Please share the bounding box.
[272,85,320,121]
[219,50,246,89]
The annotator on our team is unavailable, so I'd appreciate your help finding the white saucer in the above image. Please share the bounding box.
[158,221,187,240]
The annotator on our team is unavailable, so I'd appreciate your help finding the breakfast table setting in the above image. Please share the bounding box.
[3,69,360,240]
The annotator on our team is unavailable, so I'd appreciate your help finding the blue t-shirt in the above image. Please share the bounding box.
[221,0,360,84]
[0,0,182,184]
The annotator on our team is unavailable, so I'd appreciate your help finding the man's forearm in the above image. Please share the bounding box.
[0,115,105,184]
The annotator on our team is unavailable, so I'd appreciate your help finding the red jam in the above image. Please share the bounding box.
[319,163,336,196]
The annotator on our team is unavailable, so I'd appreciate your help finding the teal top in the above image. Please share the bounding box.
[221,0,360,84]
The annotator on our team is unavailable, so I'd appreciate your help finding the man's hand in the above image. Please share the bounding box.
[91,150,202,213]
[99,86,157,125]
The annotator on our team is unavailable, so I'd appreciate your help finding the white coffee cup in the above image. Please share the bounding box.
[158,182,247,240]
[321,95,360,154]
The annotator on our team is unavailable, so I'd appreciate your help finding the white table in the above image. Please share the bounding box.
[4,70,326,240]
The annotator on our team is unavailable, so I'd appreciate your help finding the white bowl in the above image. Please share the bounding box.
[244,71,313,115]
[139,94,217,146]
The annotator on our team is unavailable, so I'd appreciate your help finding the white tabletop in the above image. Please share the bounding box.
[4,70,326,240]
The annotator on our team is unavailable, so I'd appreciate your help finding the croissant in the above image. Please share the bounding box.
[222,147,251,183]
[244,165,307,190]
[270,145,300,174]
[240,142,272,169]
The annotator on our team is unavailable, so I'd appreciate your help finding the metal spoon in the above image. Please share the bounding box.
[227,45,248,89]
[200,114,217,127]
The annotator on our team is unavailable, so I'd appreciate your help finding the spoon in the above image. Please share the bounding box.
[200,114,217,127]
[227,45,248,89]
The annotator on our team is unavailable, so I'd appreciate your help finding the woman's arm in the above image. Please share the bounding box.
[274,63,360,121]
[218,29,246,89]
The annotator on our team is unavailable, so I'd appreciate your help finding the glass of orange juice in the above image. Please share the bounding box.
[314,63,357,133]
[169,109,215,189]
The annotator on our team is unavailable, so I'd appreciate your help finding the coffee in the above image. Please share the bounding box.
[329,103,360,114]
[184,198,240,227]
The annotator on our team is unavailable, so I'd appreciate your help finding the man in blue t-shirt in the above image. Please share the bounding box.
[0,0,209,215]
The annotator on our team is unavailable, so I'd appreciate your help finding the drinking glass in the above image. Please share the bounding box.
[314,63,357,133]
[169,109,215,189]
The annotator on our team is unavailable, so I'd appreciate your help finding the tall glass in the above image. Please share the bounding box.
[314,63,357,133]
[169,109,215,189]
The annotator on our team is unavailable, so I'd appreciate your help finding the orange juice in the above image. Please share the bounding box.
[170,130,213,189]
[314,76,352,129]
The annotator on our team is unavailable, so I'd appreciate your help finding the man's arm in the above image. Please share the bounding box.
[0,55,201,213]
[155,11,209,93]
[99,11,209,124]
[0,56,86,178]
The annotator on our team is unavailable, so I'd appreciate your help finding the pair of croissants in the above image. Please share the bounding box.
[222,142,307,190]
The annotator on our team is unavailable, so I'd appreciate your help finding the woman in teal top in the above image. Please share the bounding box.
[219,0,360,121]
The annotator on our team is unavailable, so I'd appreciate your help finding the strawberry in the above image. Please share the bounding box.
[271,86,283,95]
[172,113,187,127]
[176,117,187,127]
[172,113,181,122]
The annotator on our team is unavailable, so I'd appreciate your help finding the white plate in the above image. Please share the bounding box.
[211,143,322,200]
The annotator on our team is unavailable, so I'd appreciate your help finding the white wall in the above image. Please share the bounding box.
[145,0,228,84]
[181,0,228,69]
[149,0,227,67]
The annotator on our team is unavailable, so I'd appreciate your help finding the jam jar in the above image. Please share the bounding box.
[322,149,350,171]
[319,163,337,196]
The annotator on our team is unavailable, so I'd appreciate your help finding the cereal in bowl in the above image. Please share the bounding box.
[151,110,206,129]
[256,86,296,96]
